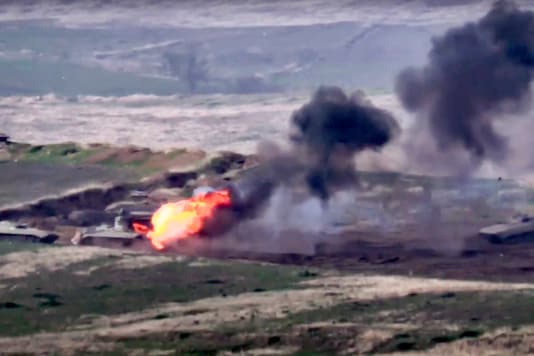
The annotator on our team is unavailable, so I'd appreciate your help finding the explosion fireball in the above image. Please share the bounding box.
[134,190,232,250]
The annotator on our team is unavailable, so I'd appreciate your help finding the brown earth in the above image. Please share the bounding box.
[0,244,532,355]
[158,227,534,285]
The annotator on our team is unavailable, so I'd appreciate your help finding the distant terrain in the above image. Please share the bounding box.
[2,2,534,355]
[0,20,439,96]
[0,0,532,97]
[0,92,408,154]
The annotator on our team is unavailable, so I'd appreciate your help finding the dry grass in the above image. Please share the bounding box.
[0,246,123,280]
[0,246,183,280]
[0,266,532,354]
[1,244,533,354]
[394,325,534,355]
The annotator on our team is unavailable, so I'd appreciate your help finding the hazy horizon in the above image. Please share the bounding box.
[1,0,525,97]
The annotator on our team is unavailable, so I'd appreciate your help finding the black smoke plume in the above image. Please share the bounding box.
[201,86,400,239]
[396,0,534,170]
[227,86,399,221]
[290,86,399,200]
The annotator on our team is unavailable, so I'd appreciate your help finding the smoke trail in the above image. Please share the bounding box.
[396,0,534,174]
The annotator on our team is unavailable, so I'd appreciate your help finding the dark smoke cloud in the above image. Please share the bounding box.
[289,86,399,200]
[228,86,399,217]
[396,0,534,171]
[205,86,399,239]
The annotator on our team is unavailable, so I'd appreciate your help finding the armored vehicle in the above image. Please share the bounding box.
[71,210,147,248]
[72,224,145,247]
[0,132,10,144]
[479,215,534,243]
[0,221,58,244]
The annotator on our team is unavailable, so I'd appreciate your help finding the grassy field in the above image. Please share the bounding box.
[0,243,303,337]
[0,241,533,355]
[6,142,193,170]
[0,142,211,208]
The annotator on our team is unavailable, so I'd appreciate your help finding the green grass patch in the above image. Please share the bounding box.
[198,289,534,354]
[368,328,484,353]
[283,290,534,353]
[279,290,534,331]
[0,239,49,256]
[0,253,308,336]
[9,265,526,355]
[7,142,201,177]
[120,335,248,356]
[15,142,100,165]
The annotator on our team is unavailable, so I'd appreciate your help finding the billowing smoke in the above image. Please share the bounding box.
[290,86,399,200]
[191,86,400,251]
[152,2,534,254]
[396,0,534,173]
[229,86,399,218]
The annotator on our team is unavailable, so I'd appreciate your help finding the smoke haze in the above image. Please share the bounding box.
[224,86,400,236]
[290,86,399,200]
[396,0,534,175]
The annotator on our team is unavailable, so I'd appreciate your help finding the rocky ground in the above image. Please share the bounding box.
[1,140,534,355]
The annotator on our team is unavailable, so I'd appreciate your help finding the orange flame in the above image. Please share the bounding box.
[132,222,150,235]
[134,190,232,250]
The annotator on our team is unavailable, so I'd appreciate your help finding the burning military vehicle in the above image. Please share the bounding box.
[7,0,534,257]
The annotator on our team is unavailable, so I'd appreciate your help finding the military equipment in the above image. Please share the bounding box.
[0,221,58,244]
[0,132,10,144]
[72,224,145,247]
[479,215,534,243]
[123,207,155,228]
[129,190,149,200]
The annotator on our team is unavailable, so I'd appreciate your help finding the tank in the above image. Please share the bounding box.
[479,215,534,243]
[72,221,145,248]
[0,132,10,144]
[125,206,158,229]
[129,190,149,201]
[0,221,58,244]
[102,206,155,229]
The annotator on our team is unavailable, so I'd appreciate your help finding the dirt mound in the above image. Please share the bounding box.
[0,149,254,230]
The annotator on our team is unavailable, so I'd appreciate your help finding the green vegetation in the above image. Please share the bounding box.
[286,289,534,331]
[372,329,483,354]
[14,142,99,164]
[95,289,534,355]
[0,243,533,354]
[6,142,205,176]
[0,254,307,337]
[0,240,47,255]
[265,290,534,353]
